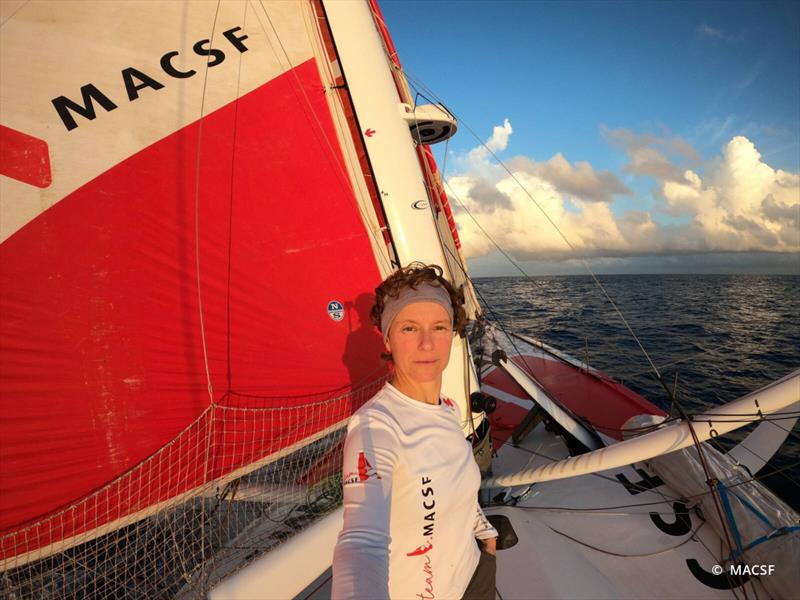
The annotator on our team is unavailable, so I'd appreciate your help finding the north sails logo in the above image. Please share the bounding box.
[343,452,381,485]
[441,397,454,409]
[406,476,436,599]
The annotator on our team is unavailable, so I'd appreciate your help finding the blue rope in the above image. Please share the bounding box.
[728,488,777,529]
[717,483,746,561]
[730,525,800,560]
[719,482,800,562]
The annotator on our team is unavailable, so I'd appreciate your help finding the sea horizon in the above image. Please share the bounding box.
[473,274,799,508]
[472,272,800,279]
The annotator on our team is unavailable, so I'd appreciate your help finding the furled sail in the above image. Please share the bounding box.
[0,0,395,593]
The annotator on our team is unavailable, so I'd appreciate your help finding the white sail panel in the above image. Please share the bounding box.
[0,0,311,242]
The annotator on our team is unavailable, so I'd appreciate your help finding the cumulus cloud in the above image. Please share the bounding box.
[603,126,700,181]
[464,118,513,174]
[448,122,800,262]
[507,154,630,202]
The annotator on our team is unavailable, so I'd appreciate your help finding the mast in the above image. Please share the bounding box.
[321,0,480,426]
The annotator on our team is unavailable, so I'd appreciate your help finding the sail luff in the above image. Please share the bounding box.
[321,0,478,428]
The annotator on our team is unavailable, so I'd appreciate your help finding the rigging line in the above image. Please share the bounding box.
[193,2,224,585]
[251,0,393,274]
[442,174,532,282]
[726,457,800,491]
[408,97,460,283]
[225,0,250,395]
[688,523,749,600]
[725,433,800,492]
[489,441,800,511]
[439,239,559,407]
[686,410,800,419]
[0,0,30,29]
[508,497,710,512]
[193,0,223,408]
[401,68,670,398]
[547,521,707,558]
[689,413,797,424]
[622,340,744,381]
[518,508,704,517]
[432,143,611,435]
[437,187,549,367]
[424,100,582,381]
[309,7,395,274]
[441,176,596,365]
[506,437,687,503]
[562,412,798,441]
[683,407,749,599]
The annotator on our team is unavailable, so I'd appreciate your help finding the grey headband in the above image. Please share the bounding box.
[380,282,454,343]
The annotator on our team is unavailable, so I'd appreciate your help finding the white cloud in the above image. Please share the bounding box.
[602,126,700,181]
[448,124,800,262]
[508,154,630,202]
[462,119,513,178]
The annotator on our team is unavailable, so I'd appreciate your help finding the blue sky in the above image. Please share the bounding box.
[379,1,800,275]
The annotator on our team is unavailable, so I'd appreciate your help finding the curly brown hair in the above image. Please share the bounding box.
[371,263,467,361]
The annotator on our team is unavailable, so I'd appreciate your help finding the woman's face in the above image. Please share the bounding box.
[385,301,453,385]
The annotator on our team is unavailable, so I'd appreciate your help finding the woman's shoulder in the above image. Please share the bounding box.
[348,385,402,431]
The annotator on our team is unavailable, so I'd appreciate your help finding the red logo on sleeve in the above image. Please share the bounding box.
[406,541,433,556]
[343,451,381,485]
[441,397,454,408]
[358,452,381,480]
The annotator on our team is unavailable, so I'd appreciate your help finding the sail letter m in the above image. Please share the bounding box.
[52,84,118,131]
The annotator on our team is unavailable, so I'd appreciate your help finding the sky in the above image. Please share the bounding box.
[379,0,800,276]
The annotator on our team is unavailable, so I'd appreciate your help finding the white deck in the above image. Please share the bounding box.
[487,422,768,600]
[210,417,773,600]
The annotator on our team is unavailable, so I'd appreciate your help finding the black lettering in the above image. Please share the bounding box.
[421,487,434,497]
[160,51,196,79]
[423,523,434,537]
[424,512,435,522]
[423,499,435,510]
[421,476,432,485]
[52,84,118,132]
[193,39,225,66]
[650,501,691,536]
[122,67,165,101]
[222,26,249,53]
[615,468,664,496]
[686,559,749,590]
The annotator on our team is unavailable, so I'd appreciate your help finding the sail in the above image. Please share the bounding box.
[0,0,392,586]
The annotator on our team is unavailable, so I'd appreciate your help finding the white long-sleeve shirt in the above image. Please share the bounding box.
[332,383,498,600]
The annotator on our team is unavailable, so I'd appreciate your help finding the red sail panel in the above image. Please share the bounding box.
[0,58,387,561]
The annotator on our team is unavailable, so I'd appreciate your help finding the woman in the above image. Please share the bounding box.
[332,263,498,600]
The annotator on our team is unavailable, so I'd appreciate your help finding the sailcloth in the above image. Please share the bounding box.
[0,0,392,580]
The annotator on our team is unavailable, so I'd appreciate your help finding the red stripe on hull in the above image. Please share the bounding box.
[489,401,530,449]
[484,355,665,441]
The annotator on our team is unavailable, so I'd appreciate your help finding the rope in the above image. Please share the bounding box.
[547,521,707,558]
[729,525,800,560]
[193,1,225,587]
[0,0,30,28]
[718,484,747,561]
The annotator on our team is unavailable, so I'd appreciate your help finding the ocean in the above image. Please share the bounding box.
[473,274,800,509]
